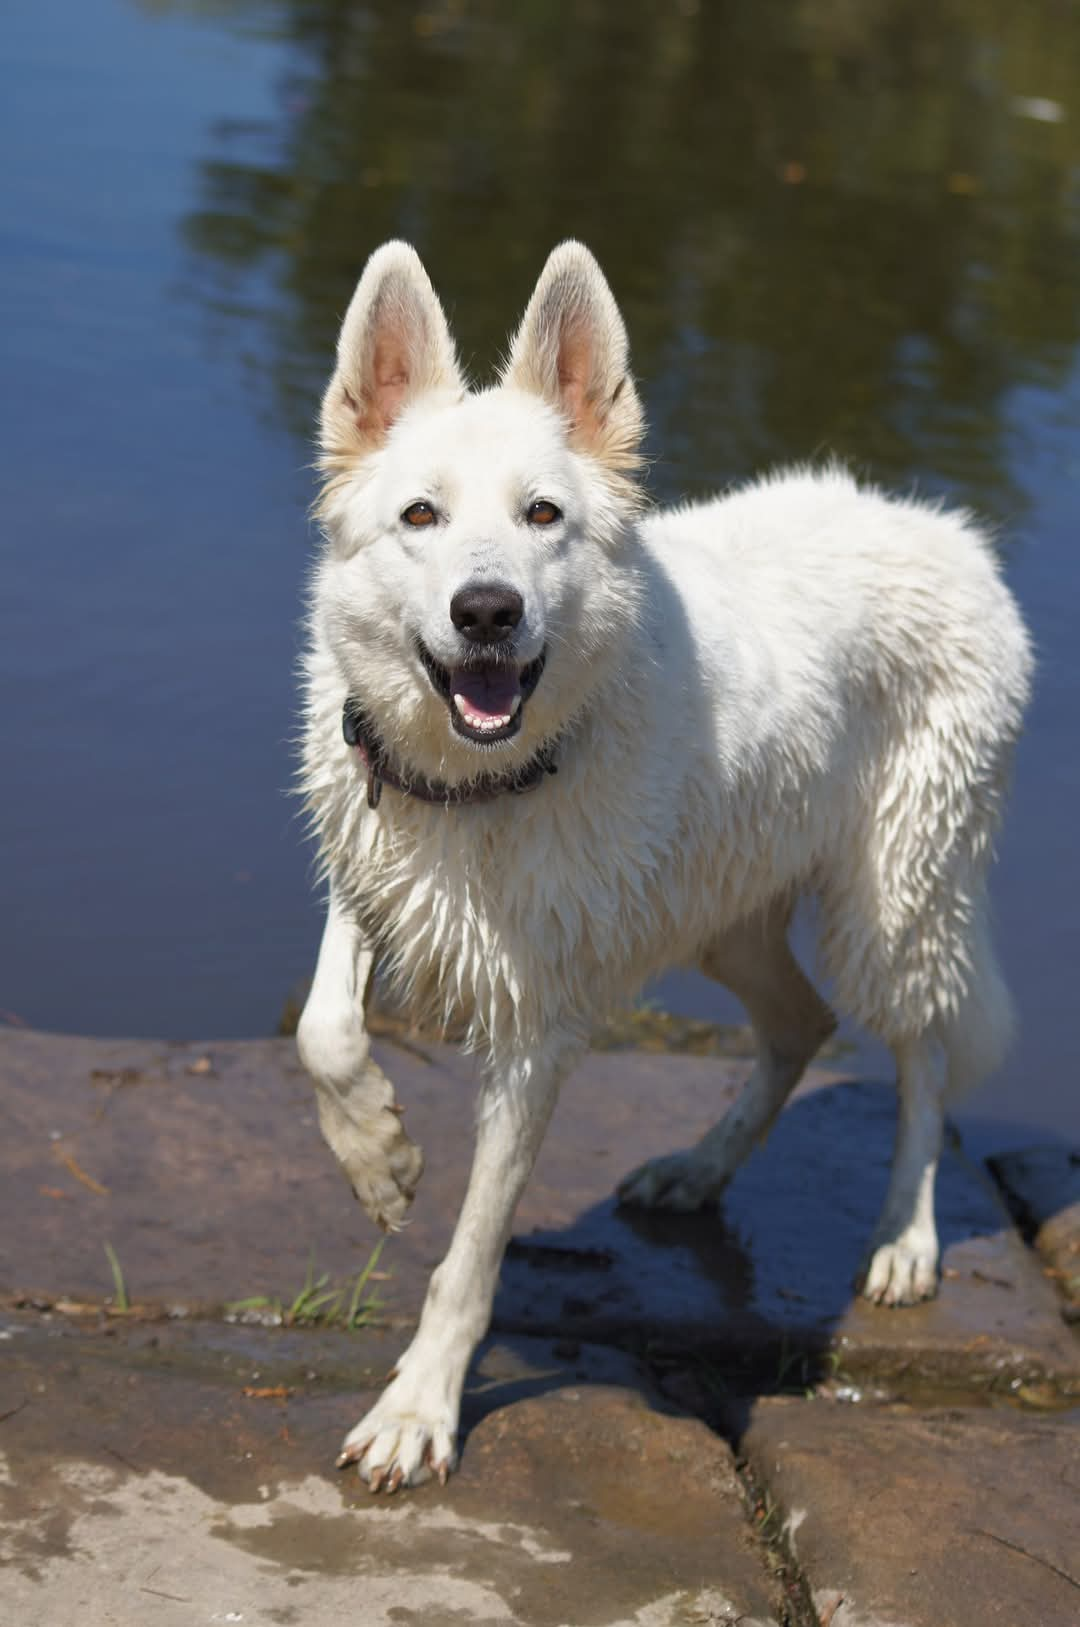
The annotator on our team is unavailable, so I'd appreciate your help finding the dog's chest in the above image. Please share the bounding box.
[364,801,603,960]
[347,782,698,1040]
[315,709,815,1043]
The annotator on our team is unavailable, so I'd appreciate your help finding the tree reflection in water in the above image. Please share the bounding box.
[145,0,1080,514]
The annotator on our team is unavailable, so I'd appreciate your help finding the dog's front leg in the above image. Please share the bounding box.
[297,886,423,1230]
[337,1038,572,1492]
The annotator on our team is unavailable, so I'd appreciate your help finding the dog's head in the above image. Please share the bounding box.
[312,242,646,783]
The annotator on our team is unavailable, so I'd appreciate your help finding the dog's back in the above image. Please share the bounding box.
[636,467,1029,1089]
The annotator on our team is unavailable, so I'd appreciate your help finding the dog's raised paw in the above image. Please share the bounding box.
[859,1239,939,1306]
[334,1058,425,1230]
[342,1110,424,1232]
[616,1151,725,1212]
[337,1380,458,1492]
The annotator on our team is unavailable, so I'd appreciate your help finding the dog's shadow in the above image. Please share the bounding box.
[463,1080,1018,1446]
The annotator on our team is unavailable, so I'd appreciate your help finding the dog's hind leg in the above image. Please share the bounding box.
[297,885,423,1231]
[854,901,1011,1305]
[617,906,835,1211]
[859,1033,946,1305]
[337,1035,575,1490]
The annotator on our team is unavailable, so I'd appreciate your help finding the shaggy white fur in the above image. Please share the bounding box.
[297,241,1032,1491]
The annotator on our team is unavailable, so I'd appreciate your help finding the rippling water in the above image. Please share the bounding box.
[2,0,1078,1142]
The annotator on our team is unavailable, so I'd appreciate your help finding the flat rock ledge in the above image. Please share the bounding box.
[989,1145,1080,1321]
[1,1027,1078,1626]
[736,1396,1080,1627]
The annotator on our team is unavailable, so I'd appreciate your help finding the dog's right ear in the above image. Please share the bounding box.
[320,243,463,462]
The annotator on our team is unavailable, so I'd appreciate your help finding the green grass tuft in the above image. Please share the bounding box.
[225,1238,388,1331]
[103,1241,130,1313]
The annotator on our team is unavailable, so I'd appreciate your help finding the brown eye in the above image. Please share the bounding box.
[527,499,562,526]
[402,501,436,527]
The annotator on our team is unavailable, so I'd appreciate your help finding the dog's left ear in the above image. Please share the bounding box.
[502,242,644,475]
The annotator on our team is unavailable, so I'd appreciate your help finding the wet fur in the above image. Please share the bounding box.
[297,241,1032,1490]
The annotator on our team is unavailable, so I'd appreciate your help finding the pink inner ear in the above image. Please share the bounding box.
[369,334,413,432]
[556,321,600,438]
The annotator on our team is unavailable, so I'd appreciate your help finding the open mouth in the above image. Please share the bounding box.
[417,640,546,745]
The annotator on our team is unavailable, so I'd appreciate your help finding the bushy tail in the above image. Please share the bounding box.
[942,904,1015,1104]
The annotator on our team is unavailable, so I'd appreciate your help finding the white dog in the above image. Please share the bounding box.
[297,241,1032,1491]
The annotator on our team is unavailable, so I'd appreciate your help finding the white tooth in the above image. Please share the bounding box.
[453,691,518,732]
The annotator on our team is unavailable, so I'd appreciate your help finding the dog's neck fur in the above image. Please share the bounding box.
[342,697,561,810]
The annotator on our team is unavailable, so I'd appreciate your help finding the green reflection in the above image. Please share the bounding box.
[147,0,1080,514]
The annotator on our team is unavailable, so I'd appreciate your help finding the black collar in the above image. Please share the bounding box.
[343,699,559,809]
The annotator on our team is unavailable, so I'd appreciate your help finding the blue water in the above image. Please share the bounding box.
[2,0,1078,1146]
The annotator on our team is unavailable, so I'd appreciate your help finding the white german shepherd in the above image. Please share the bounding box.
[298,241,1031,1491]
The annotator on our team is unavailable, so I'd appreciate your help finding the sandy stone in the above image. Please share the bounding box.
[737,1395,1080,1627]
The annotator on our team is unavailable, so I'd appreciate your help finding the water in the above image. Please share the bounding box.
[2,0,1078,1145]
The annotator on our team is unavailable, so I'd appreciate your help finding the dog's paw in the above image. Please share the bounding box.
[859,1238,938,1306]
[337,1376,458,1493]
[341,1109,424,1232]
[616,1150,726,1212]
[326,1056,424,1231]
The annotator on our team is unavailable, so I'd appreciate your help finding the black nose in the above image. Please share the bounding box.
[449,583,524,643]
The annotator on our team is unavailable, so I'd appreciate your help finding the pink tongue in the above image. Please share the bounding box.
[451,667,521,720]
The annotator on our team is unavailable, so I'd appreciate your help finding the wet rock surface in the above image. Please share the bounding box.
[0,1317,783,1627]
[1,1026,1078,1625]
[2,1029,1073,1389]
[737,1396,1080,1627]
[505,1075,1079,1390]
[989,1145,1080,1320]
[1,1028,754,1319]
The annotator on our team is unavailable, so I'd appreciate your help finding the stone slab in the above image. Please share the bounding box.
[1,1029,1075,1391]
[0,1028,748,1321]
[0,1315,782,1627]
[737,1395,1080,1627]
[989,1145,1080,1318]
[503,1068,1080,1392]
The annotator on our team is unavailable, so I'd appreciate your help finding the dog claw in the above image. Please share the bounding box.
[336,1439,369,1470]
[343,1383,458,1495]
